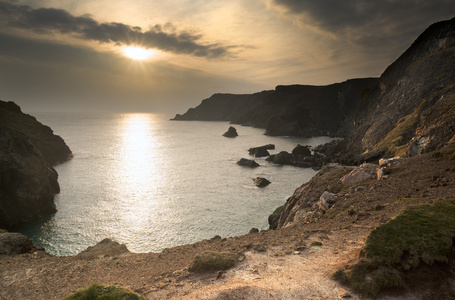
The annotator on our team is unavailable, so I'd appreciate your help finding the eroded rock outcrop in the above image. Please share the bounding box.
[0,100,72,165]
[0,128,60,229]
[0,100,72,229]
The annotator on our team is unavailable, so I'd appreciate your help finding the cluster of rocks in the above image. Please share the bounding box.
[266,144,330,170]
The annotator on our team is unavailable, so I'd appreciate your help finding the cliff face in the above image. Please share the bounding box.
[174,18,455,160]
[173,78,379,137]
[344,17,455,160]
[0,101,72,165]
[0,100,72,229]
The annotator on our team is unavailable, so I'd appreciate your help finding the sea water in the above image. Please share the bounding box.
[16,112,334,256]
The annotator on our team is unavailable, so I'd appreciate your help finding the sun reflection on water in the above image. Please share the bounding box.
[115,113,162,235]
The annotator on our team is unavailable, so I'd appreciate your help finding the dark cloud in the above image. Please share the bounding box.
[0,1,230,58]
[271,0,455,32]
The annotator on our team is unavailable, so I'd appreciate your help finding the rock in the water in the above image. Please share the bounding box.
[248,144,274,157]
[253,177,271,187]
[0,231,34,254]
[292,144,312,156]
[237,158,259,168]
[222,126,238,137]
[266,151,294,165]
[77,238,130,258]
[0,127,60,229]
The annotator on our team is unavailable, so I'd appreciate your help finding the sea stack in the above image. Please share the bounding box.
[222,126,238,137]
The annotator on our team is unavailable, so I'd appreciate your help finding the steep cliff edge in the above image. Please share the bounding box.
[0,101,72,165]
[173,78,379,137]
[342,17,455,161]
[0,100,72,229]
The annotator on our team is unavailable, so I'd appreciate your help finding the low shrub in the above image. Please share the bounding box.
[62,283,147,300]
[188,251,239,272]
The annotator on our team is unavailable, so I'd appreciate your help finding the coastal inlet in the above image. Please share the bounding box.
[17,113,335,255]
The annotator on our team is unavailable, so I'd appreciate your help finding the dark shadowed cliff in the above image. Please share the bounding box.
[341,17,455,161]
[0,100,72,229]
[173,78,379,137]
[0,101,72,165]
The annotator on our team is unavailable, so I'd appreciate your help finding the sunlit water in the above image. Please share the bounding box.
[16,113,334,256]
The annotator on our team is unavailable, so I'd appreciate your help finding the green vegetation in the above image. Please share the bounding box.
[188,251,239,272]
[62,283,147,300]
[333,199,455,297]
[373,98,428,157]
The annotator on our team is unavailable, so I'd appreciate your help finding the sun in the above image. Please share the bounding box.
[122,46,155,60]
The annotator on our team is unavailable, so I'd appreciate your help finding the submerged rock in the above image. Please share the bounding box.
[237,158,259,168]
[222,126,238,137]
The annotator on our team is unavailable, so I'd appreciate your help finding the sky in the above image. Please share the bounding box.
[0,0,454,113]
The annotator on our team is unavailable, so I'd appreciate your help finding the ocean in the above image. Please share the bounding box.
[16,112,334,256]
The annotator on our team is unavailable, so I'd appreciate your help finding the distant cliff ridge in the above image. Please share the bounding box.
[0,100,72,229]
[173,78,379,137]
[174,18,455,162]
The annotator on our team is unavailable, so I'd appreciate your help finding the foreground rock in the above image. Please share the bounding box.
[0,127,60,229]
[0,231,35,255]
[222,126,238,137]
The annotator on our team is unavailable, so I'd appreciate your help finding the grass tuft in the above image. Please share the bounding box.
[333,199,455,297]
[62,283,147,300]
[188,251,239,272]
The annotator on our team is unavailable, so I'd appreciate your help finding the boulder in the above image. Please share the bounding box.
[248,144,274,157]
[237,158,259,168]
[378,157,401,167]
[318,191,337,211]
[253,177,271,188]
[266,151,293,165]
[0,127,60,229]
[222,126,238,137]
[292,144,312,157]
[340,166,374,184]
[0,231,34,254]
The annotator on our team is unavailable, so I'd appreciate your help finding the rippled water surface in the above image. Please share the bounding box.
[17,113,334,255]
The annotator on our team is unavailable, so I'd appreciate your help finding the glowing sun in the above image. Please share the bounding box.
[123,46,155,60]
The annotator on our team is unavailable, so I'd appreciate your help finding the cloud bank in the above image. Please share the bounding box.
[269,0,455,47]
[0,1,230,58]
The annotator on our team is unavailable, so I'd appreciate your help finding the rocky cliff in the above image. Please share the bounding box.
[0,101,72,165]
[0,100,72,229]
[173,78,379,137]
[341,17,455,161]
